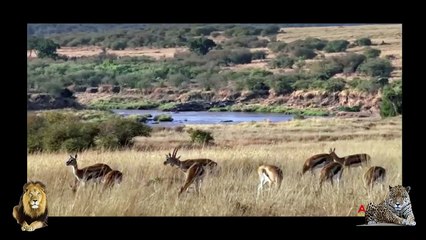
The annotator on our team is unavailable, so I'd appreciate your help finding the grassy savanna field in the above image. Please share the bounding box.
[27,116,402,216]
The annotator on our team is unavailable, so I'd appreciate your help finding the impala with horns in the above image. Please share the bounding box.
[302,153,333,175]
[329,148,371,168]
[364,166,386,190]
[101,170,123,190]
[319,160,344,188]
[164,147,218,197]
[65,154,113,192]
[257,164,283,198]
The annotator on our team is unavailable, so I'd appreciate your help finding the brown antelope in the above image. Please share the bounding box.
[364,166,386,190]
[163,147,218,196]
[65,154,113,192]
[329,148,371,169]
[101,170,123,190]
[257,164,283,198]
[319,160,344,188]
[302,153,333,175]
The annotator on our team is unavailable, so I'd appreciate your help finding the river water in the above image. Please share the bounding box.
[112,109,307,126]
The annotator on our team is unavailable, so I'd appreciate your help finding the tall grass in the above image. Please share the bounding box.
[27,117,402,216]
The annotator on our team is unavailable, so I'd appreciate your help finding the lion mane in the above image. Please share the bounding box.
[13,181,48,231]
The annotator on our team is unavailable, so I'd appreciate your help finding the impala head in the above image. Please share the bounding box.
[66,154,78,167]
[163,147,181,167]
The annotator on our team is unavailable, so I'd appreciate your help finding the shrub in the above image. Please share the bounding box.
[252,50,267,60]
[303,37,328,50]
[357,59,393,77]
[97,118,152,148]
[324,40,350,52]
[355,38,372,46]
[364,47,381,58]
[227,49,253,65]
[187,129,214,145]
[246,78,270,92]
[380,80,402,118]
[111,41,127,50]
[290,47,317,59]
[269,55,294,68]
[261,25,280,36]
[349,79,382,93]
[331,53,366,73]
[153,114,173,122]
[324,78,346,92]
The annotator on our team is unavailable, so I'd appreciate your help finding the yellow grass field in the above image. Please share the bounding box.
[27,116,402,216]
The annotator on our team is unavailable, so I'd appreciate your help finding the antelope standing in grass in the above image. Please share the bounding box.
[319,160,344,189]
[65,154,113,192]
[329,148,371,169]
[364,166,386,190]
[163,147,218,197]
[301,153,333,175]
[257,164,283,198]
[101,170,123,190]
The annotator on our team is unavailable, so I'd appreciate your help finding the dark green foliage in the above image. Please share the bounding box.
[348,78,382,93]
[364,47,381,58]
[251,50,267,60]
[355,38,372,46]
[380,80,402,117]
[28,37,60,59]
[269,55,294,68]
[324,40,350,52]
[187,129,214,145]
[27,112,151,152]
[324,78,346,92]
[153,114,173,122]
[337,105,361,112]
[261,25,280,36]
[246,78,270,92]
[97,118,151,148]
[357,59,393,77]
[188,37,217,55]
[290,47,317,59]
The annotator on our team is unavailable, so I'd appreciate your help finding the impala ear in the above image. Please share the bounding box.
[75,154,78,159]
[389,185,393,191]
[405,186,411,193]
[177,155,181,159]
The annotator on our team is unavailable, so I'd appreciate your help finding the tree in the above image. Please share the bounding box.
[28,37,60,59]
[188,37,216,55]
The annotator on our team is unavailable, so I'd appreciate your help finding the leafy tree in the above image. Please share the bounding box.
[188,37,217,55]
[30,38,61,59]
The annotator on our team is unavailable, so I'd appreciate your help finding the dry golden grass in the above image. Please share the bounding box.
[27,116,402,216]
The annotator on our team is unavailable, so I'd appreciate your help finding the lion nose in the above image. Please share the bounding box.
[32,199,37,204]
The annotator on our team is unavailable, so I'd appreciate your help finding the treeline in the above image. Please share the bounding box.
[28,24,368,37]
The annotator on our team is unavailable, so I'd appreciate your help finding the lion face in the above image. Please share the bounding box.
[22,181,47,217]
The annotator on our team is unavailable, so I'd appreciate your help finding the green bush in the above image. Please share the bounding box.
[357,59,393,77]
[331,53,366,73]
[246,78,270,92]
[380,80,402,118]
[97,118,152,148]
[111,41,127,50]
[188,129,214,145]
[269,55,294,69]
[324,40,350,52]
[303,37,328,50]
[290,47,317,59]
[153,114,173,122]
[355,38,372,46]
[261,25,280,36]
[364,47,381,58]
[349,79,382,93]
[227,49,253,65]
[324,78,346,92]
[252,50,267,60]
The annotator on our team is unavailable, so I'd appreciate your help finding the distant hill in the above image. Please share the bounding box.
[27,23,368,37]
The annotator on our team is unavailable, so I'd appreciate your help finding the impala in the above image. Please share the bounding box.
[163,147,218,196]
[302,153,333,175]
[65,154,113,192]
[101,170,123,190]
[319,160,344,188]
[364,166,386,190]
[257,164,283,198]
[329,148,371,168]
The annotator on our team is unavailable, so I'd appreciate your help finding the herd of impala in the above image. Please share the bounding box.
[65,146,387,197]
